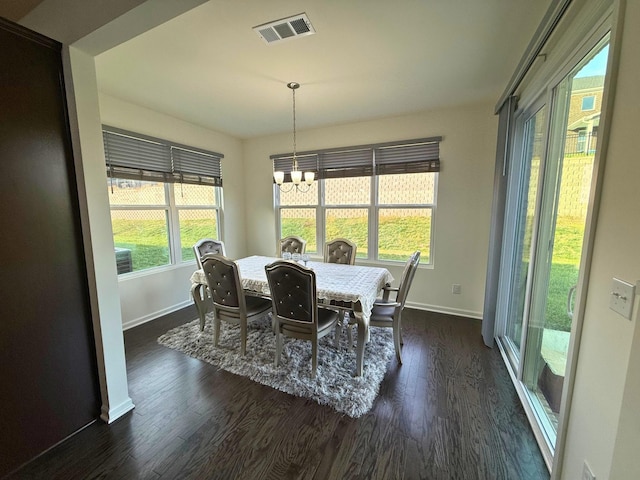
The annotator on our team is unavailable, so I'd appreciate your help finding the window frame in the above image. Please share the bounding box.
[103,126,225,276]
[108,178,223,277]
[170,183,224,266]
[375,173,438,264]
[275,172,437,265]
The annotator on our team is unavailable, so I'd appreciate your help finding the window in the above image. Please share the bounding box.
[377,173,435,261]
[109,180,171,273]
[104,127,223,275]
[581,95,595,110]
[274,138,439,263]
[576,130,587,152]
[174,184,220,263]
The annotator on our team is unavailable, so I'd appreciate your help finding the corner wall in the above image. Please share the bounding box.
[243,104,498,317]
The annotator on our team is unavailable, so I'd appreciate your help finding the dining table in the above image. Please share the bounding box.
[190,255,394,376]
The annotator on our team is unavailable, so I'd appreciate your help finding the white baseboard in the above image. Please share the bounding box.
[122,299,193,331]
[405,301,482,320]
[100,397,135,424]
[122,299,481,330]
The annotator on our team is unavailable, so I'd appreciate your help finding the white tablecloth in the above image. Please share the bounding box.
[190,255,394,324]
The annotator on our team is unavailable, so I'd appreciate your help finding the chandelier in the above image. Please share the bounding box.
[273,82,315,192]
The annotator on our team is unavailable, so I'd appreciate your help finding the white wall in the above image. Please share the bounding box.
[99,94,247,328]
[609,306,640,479]
[560,1,640,478]
[66,47,133,422]
[244,104,498,318]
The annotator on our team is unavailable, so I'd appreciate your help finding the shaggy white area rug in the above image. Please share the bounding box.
[157,313,394,417]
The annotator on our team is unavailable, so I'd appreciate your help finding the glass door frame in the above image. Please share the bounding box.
[496,93,551,374]
[494,16,616,469]
[521,71,571,450]
[495,92,556,460]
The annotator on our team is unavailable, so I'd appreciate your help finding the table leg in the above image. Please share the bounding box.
[191,283,208,331]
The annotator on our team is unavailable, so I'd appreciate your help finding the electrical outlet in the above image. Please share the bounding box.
[582,461,595,480]
[452,284,461,294]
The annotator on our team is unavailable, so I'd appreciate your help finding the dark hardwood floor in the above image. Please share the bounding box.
[9,307,549,480]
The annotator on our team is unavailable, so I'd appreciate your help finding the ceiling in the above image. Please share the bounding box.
[11,0,551,140]
[0,0,45,22]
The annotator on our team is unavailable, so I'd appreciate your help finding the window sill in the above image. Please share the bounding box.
[356,258,433,270]
[300,255,433,270]
[116,261,196,281]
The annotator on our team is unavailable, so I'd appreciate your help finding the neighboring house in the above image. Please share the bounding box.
[565,75,605,154]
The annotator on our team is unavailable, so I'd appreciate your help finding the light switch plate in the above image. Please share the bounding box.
[609,278,635,320]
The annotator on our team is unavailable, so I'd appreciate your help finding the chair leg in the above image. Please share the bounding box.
[213,317,221,347]
[393,323,403,365]
[335,318,342,349]
[275,331,282,367]
[346,323,353,350]
[312,340,318,378]
[240,321,247,356]
[191,283,207,331]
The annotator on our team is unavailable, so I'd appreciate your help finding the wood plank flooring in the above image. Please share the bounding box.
[8,307,549,480]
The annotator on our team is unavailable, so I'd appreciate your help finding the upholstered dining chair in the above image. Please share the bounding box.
[193,239,227,324]
[193,238,226,268]
[369,250,421,364]
[279,236,307,256]
[201,253,272,355]
[324,238,357,265]
[265,260,340,377]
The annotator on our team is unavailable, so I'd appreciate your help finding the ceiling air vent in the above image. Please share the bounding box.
[253,13,316,45]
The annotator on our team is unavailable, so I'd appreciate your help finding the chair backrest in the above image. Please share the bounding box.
[194,238,226,269]
[396,251,421,308]
[324,238,357,265]
[279,236,307,255]
[201,253,244,314]
[265,260,316,324]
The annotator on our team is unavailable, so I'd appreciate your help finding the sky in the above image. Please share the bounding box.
[575,44,609,78]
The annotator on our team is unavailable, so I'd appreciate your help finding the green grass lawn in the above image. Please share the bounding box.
[112,219,215,271]
[282,215,431,261]
[112,219,169,271]
[281,217,317,252]
[544,216,584,332]
[546,263,580,331]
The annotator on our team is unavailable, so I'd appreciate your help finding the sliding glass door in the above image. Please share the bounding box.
[496,37,610,452]
[498,101,546,369]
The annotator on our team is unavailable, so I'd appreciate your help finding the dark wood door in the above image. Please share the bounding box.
[0,18,100,477]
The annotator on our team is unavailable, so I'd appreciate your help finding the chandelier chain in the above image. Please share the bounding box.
[292,86,297,169]
[273,81,313,192]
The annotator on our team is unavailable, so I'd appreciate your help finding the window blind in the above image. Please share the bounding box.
[103,127,223,187]
[318,147,373,179]
[170,146,222,187]
[271,136,441,181]
[375,138,440,175]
